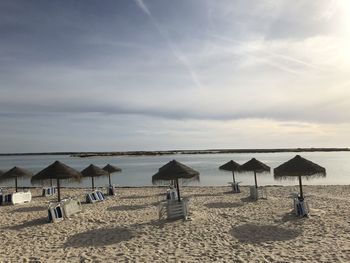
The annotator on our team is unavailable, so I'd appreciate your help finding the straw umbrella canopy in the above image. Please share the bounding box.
[274,155,326,199]
[81,164,109,189]
[103,164,122,187]
[219,160,241,184]
[0,166,33,192]
[31,161,82,202]
[152,160,200,202]
[239,158,270,189]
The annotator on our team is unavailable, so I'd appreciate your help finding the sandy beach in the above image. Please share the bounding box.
[1,185,350,262]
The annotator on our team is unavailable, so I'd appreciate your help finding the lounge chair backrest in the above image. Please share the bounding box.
[166,188,178,200]
[294,197,309,217]
[42,187,57,197]
[107,185,117,196]
[7,191,32,205]
[249,186,267,200]
[61,198,82,218]
[48,202,64,223]
[86,190,105,203]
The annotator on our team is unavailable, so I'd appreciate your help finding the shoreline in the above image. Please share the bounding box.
[0,147,349,157]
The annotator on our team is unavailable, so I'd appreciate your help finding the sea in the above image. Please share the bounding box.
[0,151,349,188]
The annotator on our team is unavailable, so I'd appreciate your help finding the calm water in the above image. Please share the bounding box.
[0,152,349,188]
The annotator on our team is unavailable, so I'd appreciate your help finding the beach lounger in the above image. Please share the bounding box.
[60,197,82,218]
[293,196,309,217]
[86,190,105,203]
[42,187,56,197]
[166,188,178,200]
[1,191,32,205]
[158,198,189,220]
[106,185,117,196]
[228,182,241,193]
[249,186,267,200]
[48,202,64,223]
[2,193,12,205]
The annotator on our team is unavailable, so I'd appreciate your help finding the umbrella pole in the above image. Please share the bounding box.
[254,171,258,189]
[232,171,236,184]
[92,177,95,189]
[50,179,53,187]
[108,173,112,187]
[299,175,304,199]
[15,177,18,192]
[57,178,61,202]
[176,178,181,202]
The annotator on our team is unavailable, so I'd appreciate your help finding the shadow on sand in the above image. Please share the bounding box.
[189,192,225,198]
[280,212,307,225]
[119,195,154,200]
[107,205,146,211]
[230,223,301,243]
[65,227,134,248]
[240,197,258,203]
[8,217,47,230]
[204,202,243,209]
[13,206,46,213]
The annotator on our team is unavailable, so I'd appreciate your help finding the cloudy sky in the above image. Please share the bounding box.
[1,0,350,153]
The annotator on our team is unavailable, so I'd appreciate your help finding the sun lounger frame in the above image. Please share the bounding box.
[0,191,32,205]
[86,190,105,203]
[42,187,57,197]
[228,182,241,193]
[293,197,309,217]
[106,185,117,196]
[249,186,267,200]
[48,202,64,223]
[158,198,189,220]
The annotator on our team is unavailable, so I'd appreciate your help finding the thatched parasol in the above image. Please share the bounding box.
[103,164,122,187]
[152,160,199,202]
[239,158,270,189]
[81,164,109,189]
[0,166,33,192]
[31,161,82,202]
[274,155,326,199]
[219,160,241,184]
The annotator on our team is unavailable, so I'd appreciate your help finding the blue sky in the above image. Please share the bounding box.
[0,0,350,153]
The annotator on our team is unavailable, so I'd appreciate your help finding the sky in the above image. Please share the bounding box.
[0,0,350,153]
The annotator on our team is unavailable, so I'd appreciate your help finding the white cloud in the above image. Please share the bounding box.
[1,0,350,151]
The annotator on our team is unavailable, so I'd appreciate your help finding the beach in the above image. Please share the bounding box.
[1,185,350,262]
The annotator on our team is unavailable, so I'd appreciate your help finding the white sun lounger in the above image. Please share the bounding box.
[86,190,105,203]
[228,182,241,193]
[106,185,117,196]
[294,197,309,217]
[166,188,178,201]
[42,187,56,197]
[158,198,189,220]
[48,202,64,223]
[249,186,267,200]
[47,197,82,223]
[0,191,32,205]
[61,197,83,218]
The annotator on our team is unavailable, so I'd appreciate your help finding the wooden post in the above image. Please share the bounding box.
[57,178,61,202]
[92,177,95,189]
[299,175,303,199]
[232,171,236,184]
[176,178,181,202]
[15,177,18,192]
[254,171,258,189]
[108,173,112,187]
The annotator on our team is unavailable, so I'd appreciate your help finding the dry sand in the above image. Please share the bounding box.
[0,185,350,262]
